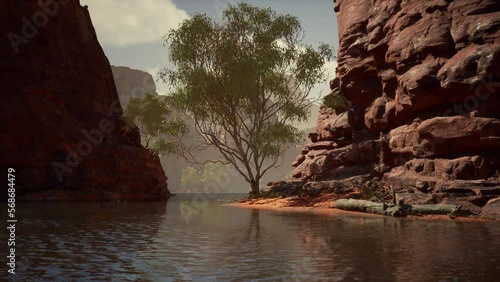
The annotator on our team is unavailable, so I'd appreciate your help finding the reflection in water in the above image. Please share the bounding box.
[245,209,261,243]
[4,195,500,281]
[10,202,167,281]
[276,213,500,281]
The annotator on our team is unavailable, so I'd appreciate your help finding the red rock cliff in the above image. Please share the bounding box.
[279,0,500,218]
[0,0,169,201]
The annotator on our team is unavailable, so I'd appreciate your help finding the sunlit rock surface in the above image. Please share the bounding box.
[270,0,500,218]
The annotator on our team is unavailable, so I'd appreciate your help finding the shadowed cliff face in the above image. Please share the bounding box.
[0,0,169,201]
[281,0,500,218]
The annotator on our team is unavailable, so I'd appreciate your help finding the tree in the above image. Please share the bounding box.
[123,93,187,155]
[181,163,227,188]
[160,3,335,195]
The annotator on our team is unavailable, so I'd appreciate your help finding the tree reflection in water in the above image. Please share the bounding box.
[244,209,261,243]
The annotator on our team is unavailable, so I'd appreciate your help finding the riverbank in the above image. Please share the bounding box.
[225,194,490,222]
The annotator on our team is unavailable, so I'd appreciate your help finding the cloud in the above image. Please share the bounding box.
[81,0,189,46]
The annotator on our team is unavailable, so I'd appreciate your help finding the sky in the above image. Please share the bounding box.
[80,0,339,100]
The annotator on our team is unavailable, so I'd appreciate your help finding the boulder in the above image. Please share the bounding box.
[482,198,500,220]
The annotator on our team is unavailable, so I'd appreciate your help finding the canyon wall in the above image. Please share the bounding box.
[279,0,500,218]
[0,0,169,201]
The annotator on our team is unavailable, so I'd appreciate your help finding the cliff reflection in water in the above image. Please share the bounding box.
[7,195,500,281]
[276,213,499,281]
[12,202,167,280]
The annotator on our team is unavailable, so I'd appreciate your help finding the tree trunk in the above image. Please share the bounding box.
[334,199,463,217]
[250,180,260,196]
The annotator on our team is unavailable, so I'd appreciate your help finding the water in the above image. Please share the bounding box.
[2,194,500,281]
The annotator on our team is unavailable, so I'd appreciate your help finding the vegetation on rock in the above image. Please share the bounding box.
[322,90,349,113]
[124,93,188,155]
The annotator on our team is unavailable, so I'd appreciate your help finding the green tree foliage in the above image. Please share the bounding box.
[123,93,188,155]
[181,163,227,188]
[159,3,335,194]
[322,90,349,113]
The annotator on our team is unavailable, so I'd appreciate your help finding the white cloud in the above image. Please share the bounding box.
[81,0,189,46]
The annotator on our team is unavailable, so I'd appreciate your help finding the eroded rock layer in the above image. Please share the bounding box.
[0,0,169,200]
[272,0,500,219]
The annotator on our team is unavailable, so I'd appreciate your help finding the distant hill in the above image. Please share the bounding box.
[112,65,158,102]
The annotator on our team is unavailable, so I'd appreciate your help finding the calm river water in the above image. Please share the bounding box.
[2,194,500,281]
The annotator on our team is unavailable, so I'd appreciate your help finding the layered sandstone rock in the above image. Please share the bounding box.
[270,0,500,218]
[0,1,169,201]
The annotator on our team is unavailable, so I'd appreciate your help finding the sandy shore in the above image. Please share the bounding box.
[225,201,380,218]
[224,194,488,222]
[224,193,375,217]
